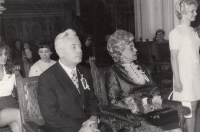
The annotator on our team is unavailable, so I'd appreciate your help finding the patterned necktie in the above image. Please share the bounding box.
[71,70,80,93]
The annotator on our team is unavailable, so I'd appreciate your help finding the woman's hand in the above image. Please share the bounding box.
[143,104,151,114]
[174,81,182,92]
[152,96,162,104]
[150,103,162,111]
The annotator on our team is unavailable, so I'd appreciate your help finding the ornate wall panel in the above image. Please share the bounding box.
[29,21,44,44]
[4,18,22,47]
[3,11,71,48]
[5,24,17,47]
[6,0,70,4]
[49,18,66,39]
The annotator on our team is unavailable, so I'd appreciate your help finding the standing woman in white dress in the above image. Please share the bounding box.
[29,43,56,77]
[169,0,200,132]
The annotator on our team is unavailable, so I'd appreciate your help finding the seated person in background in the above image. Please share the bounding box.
[81,34,94,68]
[0,43,22,132]
[151,29,169,60]
[23,42,33,77]
[105,29,182,132]
[12,40,25,77]
[28,42,56,77]
[37,29,100,132]
[151,29,171,73]
[23,42,33,63]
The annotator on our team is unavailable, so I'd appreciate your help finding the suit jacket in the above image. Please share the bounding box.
[37,62,100,132]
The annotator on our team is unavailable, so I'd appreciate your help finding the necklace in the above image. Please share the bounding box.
[130,63,150,82]
[123,63,150,85]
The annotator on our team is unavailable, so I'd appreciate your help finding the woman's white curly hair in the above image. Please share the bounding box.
[107,29,134,63]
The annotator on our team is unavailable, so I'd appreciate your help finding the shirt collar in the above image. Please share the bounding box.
[59,59,77,78]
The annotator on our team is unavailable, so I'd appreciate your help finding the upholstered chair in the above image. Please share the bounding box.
[16,76,44,132]
[89,57,190,132]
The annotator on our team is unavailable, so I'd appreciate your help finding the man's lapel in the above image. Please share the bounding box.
[55,63,80,95]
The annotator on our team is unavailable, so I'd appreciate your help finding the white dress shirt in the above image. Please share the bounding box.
[58,60,78,78]
[0,66,15,96]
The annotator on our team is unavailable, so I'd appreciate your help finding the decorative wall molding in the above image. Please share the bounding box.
[6,0,70,4]
[3,10,71,47]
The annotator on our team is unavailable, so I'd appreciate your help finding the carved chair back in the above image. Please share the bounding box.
[16,76,45,132]
[89,57,109,106]
[155,42,170,61]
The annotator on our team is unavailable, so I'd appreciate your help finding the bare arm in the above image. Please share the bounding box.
[170,50,182,92]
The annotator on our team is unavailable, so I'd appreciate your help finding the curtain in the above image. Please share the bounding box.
[0,0,6,14]
[134,0,179,41]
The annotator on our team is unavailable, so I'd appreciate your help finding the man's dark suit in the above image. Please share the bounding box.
[37,62,100,132]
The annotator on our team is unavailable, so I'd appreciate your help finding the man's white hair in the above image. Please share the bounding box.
[54,29,78,52]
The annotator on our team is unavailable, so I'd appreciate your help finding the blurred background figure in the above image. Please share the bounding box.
[29,41,56,77]
[93,33,113,67]
[151,29,171,85]
[12,40,25,77]
[22,42,33,77]
[23,42,33,63]
[151,29,169,60]
[81,34,94,68]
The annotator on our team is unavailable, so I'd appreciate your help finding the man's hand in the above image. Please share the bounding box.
[79,120,100,132]
[88,116,99,128]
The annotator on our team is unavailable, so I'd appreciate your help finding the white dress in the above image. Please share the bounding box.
[29,59,56,77]
[169,25,200,102]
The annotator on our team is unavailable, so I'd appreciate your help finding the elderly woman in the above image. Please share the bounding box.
[28,42,56,77]
[0,43,22,132]
[105,29,182,132]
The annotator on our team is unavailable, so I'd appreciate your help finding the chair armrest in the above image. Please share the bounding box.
[100,106,142,127]
[23,121,44,132]
[100,114,129,132]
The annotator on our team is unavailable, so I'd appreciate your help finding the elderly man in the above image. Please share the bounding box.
[37,29,100,132]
